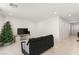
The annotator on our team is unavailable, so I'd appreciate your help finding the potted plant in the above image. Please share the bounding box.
[0,21,15,46]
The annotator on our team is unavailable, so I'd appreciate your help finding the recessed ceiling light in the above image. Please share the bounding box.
[68,14,71,16]
[54,12,57,14]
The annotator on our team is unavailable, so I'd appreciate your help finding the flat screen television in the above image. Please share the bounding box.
[17,28,30,35]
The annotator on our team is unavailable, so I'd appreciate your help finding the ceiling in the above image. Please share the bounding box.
[0,3,79,22]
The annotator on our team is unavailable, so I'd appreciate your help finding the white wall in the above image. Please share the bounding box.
[0,16,70,40]
[0,16,6,32]
[33,16,70,40]
[0,16,35,38]
[33,16,59,40]
[59,17,70,40]
[0,16,60,40]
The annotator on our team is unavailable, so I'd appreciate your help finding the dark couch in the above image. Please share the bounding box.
[21,34,54,55]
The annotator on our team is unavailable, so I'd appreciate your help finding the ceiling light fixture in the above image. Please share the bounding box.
[68,14,71,16]
[54,11,57,14]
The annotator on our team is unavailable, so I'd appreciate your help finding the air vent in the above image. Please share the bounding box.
[9,3,18,8]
